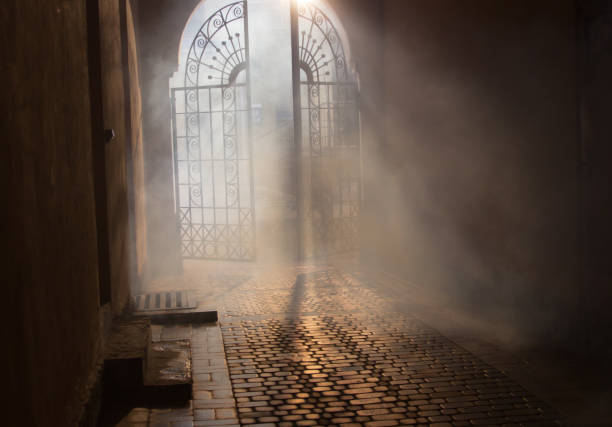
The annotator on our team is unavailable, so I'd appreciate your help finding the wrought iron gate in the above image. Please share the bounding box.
[171,1,255,260]
[295,2,361,257]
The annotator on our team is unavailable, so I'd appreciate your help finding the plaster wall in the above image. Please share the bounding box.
[3,0,146,422]
[373,0,581,345]
[126,0,148,284]
[99,0,131,313]
[3,1,103,424]
[579,0,612,354]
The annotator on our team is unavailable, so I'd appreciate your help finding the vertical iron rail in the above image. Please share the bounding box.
[291,0,304,261]
[244,0,256,259]
[208,87,216,249]
[170,89,182,254]
[196,87,205,258]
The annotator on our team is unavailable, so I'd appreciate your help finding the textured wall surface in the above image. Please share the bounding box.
[126,0,148,286]
[2,0,144,423]
[2,0,611,424]
[99,0,131,314]
[579,0,612,354]
[371,0,581,345]
[3,1,103,425]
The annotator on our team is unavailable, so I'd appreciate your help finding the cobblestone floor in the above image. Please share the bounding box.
[216,267,561,426]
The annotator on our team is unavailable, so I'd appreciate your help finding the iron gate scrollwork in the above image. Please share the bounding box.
[297,2,361,256]
[171,1,255,260]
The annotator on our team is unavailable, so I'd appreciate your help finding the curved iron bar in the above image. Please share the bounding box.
[297,2,349,82]
[296,1,361,257]
[173,0,255,260]
[185,1,246,86]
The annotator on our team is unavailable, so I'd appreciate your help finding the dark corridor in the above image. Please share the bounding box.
[3,0,612,426]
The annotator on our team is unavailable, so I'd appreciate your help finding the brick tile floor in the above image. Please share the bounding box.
[132,263,564,426]
[114,323,239,427]
[216,268,561,426]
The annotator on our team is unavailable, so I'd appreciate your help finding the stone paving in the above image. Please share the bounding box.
[117,264,562,426]
[115,323,239,427]
[216,267,561,426]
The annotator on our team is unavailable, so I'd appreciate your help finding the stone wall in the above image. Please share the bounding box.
[578,0,612,354]
[3,1,104,424]
[99,0,131,314]
[2,0,146,423]
[125,0,148,289]
[370,0,581,346]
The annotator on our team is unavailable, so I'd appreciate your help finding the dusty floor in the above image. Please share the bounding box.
[114,260,611,426]
[218,268,559,426]
[109,262,612,426]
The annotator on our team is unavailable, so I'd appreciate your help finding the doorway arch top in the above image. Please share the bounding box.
[296,0,354,83]
[172,0,355,86]
[172,0,247,87]
[177,0,247,87]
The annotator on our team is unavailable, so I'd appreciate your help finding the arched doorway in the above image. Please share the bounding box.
[171,0,360,262]
[171,1,256,261]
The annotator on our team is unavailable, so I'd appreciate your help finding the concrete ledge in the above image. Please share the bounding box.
[141,308,219,324]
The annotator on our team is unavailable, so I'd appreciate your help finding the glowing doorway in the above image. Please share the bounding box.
[171,1,255,260]
[171,0,360,262]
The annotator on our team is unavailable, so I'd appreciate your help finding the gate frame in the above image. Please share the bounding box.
[290,0,362,260]
[171,0,256,261]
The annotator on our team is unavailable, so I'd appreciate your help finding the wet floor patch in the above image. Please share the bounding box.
[218,269,561,426]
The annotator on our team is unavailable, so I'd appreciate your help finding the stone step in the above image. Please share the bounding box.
[102,317,193,395]
[144,338,191,386]
[141,308,218,324]
[104,317,150,361]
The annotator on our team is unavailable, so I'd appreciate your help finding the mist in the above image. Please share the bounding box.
[132,0,610,422]
[9,0,612,425]
[134,0,588,349]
